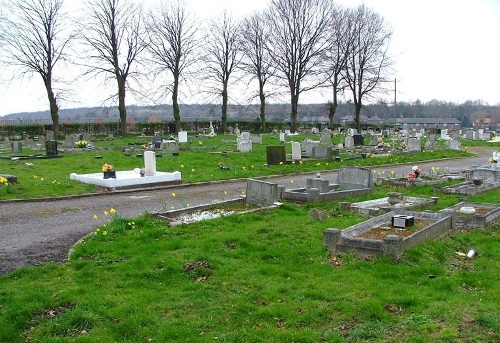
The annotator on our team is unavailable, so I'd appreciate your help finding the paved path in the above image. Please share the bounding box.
[0,147,494,274]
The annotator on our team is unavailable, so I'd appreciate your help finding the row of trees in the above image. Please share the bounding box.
[0,0,393,137]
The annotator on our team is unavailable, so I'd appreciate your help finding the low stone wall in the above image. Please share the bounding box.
[443,202,500,230]
[323,210,454,260]
[282,187,372,203]
[438,181,500,196]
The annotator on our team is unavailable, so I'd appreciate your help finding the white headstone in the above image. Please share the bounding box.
[178,131,188,143]
[291,142,301,160]
[279,132,285,143]
[144,151,156,176]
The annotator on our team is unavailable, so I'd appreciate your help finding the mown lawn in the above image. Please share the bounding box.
[0,186,498,342]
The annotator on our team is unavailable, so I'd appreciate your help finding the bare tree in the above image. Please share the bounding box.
[323,5,352,129]
[202,11,241,133]
[80,0,145,133]
[240,11,274,132]
[1,0,72,137]
[145,0,201,132]
[344,5,393,132]
[266,0,332,132]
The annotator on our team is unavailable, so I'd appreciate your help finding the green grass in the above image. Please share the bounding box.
[0,189,498,342]
[0,133,472,199]
[0,133,498,341]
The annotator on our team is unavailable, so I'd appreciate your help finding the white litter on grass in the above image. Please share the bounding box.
[171,209,235,225]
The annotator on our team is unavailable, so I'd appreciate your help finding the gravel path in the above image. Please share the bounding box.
[0,147,494,275]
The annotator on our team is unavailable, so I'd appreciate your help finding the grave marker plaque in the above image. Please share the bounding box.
[266,146,286,165]
[45,140,58,156]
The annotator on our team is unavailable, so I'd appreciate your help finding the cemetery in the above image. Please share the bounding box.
[0,125,498,342]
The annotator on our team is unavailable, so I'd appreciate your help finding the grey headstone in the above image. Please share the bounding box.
[246,179,278,206]
[237,138,252,152]
[344,136,354,148]
[337,166,373,190]
[11,141,22,153]
[405,137,421,152]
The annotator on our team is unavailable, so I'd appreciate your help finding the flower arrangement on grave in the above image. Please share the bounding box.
[75,140,88,148]
[489,156,499,163]
[400,142,407,149]
[102,163,114,172]
[0,176,8,187]
[406,165,421,181]
[141,143,148,149]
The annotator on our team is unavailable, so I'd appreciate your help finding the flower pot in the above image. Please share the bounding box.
[103,171,116,179]
[387,192,403,205]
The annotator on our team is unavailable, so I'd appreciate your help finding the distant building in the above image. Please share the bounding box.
[396,117,461,131]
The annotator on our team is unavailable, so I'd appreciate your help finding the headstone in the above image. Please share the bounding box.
[240,131,251,140]
[266,146,286,165]
[234,124,240,136]
[306,176,330,193]
[74,133,81,142]
[82,133,91,142]
[465,130,474,140]
[45,140,58,156]
[320,129,332,145]
[312,146,331,160]
[344,136,354,148]
[164,140,179,153]
[246,179,278,207]
[353,134,364,146]
[209,122,215,135]
[404,137,421,152]
[250,134,263,144]
[107,133,114,140]
[337,166,373,190]
[3,137,10,147]
[449,140,461,150]
[279,132,285,143]
[301,140,319,157]
[144,151,156,176]
[284,129,291,135]
[64,135,75,148]
[11,141,22,153]
[178,131,188,143]
[291,142,301,160]
[45,130,55,141]
[237,137,252,152]
[347,128,357,136]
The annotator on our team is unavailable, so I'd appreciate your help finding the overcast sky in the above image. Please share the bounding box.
[1,0,499,116]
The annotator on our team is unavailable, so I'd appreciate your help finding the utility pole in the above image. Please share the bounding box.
[393,78,397,131]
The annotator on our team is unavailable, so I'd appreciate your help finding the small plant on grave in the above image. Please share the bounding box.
[75,140,88,148]
[101,163,114,172]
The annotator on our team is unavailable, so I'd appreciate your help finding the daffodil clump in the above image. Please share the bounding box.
[92,208,136,239]
[0,176,8,187]
[75,140,88,148]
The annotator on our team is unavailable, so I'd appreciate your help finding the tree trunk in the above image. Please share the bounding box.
[259,83,266,132]
[172,76,181,132]
[221,82,228,133]
[117,76,127,134]
[44,78,60,138]
[290,93,299,133]
[354,101,362,132]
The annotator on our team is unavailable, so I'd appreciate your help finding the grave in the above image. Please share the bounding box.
[344,136,354,149]
[323,209,454,260]
[237,133,252,152]
[312,146,331,160]
[404,137,421,153]
[246,179,280,206]
[291,142,301,160]
[320,129,332,145]
[45,140,58,156]
[301,139,319,157]
[178,131,188,143]
[11,141,22,153]
[250,134,263,144]
[281,166,373,203]
[70,151,181,190]
[340,196,439,216]
[266,146,286,165]
[353,134,364,146]
[442,202,500,230]
[448,140,461,150]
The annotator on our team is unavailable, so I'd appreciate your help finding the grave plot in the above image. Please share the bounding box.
[323,210,455,260]
[281,166,373,203]
[339,194,439,216]
[439,167,500,195]
[442,202,500,230]
[150,179,281,226]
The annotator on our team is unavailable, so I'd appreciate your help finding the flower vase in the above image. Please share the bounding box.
[387,192,403,205]
[103,171,116,179]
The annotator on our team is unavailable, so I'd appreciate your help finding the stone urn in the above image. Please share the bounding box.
[387,192,403,206]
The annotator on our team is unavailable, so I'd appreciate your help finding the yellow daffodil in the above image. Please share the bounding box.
[104,210,109,216]
[171,192,176,197]
[110,208,116,214]
[93,214,98,220]
[224,191,227,195]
